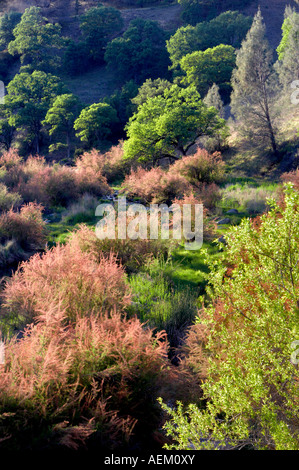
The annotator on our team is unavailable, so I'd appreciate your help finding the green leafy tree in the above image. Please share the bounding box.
[160,184,299,450]
[8,7,64,72]
[132,78,172,108]
[5,71,66,153]
[63,40,91,76]
[43,94,81,159]
[276,6,299,88]
[180,44,236,99]
[167,11,252,69]
[104,19,170,84]
[178,0,252,25]
[124,84,226,165]
[0,11,21,51]
[0,118,15,150]
[74,102,119,148]
[105,80,139,139]
[230,9,278,155]
[80,5,124,64]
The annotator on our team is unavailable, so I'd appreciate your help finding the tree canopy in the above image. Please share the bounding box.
[124,84,226,165]
[276,6,299,88]
[74,102,119,148]
[230,10,278,155]
[80,5,124,64]
[8,7,64,73]
[0,11,21,51]
[104,19,170,84]
[180,44,236,99]
[43,94,81,158]
[178,0,252,26]
[167,11,252,69]
[5,71,66,153]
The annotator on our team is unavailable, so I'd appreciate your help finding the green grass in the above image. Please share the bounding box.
[46,222,74,246]
[169,241,222,291]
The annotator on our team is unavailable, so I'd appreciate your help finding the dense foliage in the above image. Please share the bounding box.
[0,0,298,453]
[160,184,299,450]
[105,19,170,84]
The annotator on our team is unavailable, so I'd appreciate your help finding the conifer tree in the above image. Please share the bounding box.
[230,9,278,155]
[203,83,225,118]
[276,6,299,89]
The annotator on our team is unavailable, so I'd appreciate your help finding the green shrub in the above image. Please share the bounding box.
[160,184,299,450]
[68,225,172,275]
[0,183,22,212]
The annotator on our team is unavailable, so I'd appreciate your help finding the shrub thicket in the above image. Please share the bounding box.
[160,184,299,450]
[0,150,111,208]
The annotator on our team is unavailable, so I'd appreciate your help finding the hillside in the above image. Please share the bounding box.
[1,1,298,46]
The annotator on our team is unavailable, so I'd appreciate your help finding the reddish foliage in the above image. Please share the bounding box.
[121,167,192,204]
[0,202,46,251]
[0,150,111,207]
[170,148,225,186]
[281,169,299,191]
[1,240,130,328]
[0,306,169,450]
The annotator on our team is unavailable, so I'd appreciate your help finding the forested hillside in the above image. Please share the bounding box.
[0,0,298,455]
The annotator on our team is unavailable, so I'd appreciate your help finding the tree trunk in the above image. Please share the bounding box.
[263,86,277,155]
[36,133,40,154]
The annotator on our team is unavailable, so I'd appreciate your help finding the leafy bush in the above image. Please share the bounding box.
[74,146,126,185]
[160,184,299,450]
[0,202,45,250]
[1,240,129,329]
[0,184,22,212]
[74,152,112,198]
[0,203,46,268]
[68,225,172,275]
[170,148,225,186]
[0,151,111,208]
[121,167,192,205]
[0,307,169,451]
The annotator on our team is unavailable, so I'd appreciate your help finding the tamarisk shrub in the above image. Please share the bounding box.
[0,305,169,451]
[121,167,192,205]
[1,240,130,329]
[68,224,171,275]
